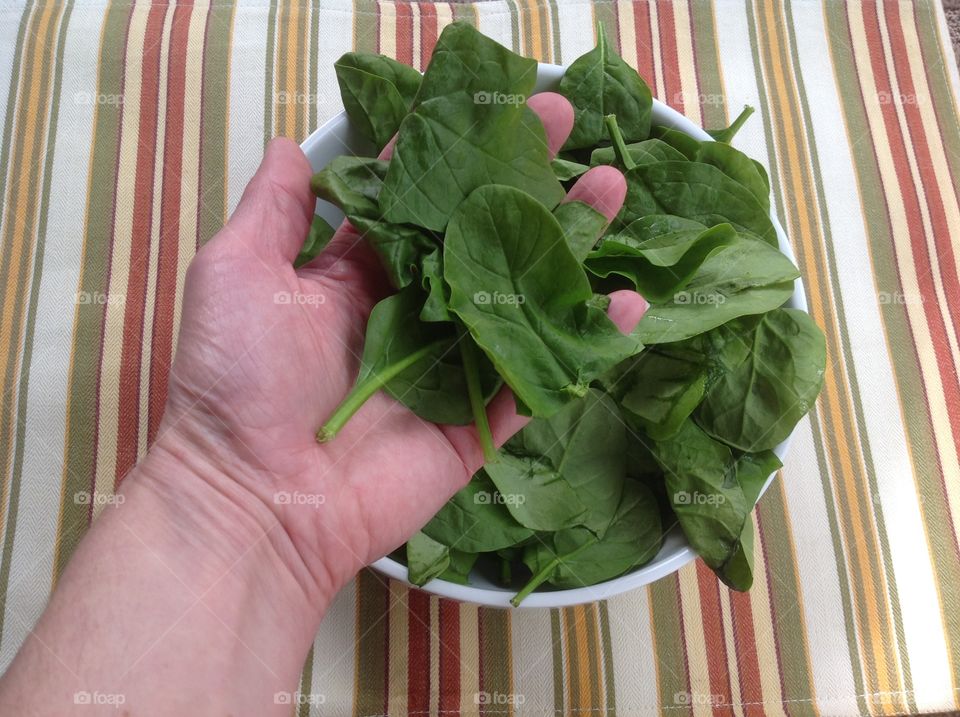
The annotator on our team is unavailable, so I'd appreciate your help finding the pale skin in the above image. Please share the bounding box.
[0,93,646,715]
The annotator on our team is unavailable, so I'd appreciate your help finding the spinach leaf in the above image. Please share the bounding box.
[715,449,781,590]
[636,236,800,344]
[551,157,591,181]
[418,248,451,323]
[694,142,770,211]
[490,388,626,535]
[349,216,439,289]
[310,156,388,219]
[590,138,686,168]
[649,126,701,159]
[380,95,564,231]
[620,351,708,440]
[414,21,538,104]
[512,481,662,604]
[695,308,826,451]
[553,200,608,262]
[559,24,652,150]
[335,53,422,151]
[317,285,500,439]
[294,215,336,268]
[616,161,777,244]
[444,185,641,417]
[440,549,478,585]
[421,471,535,553]
[651,420,748,570]
[406,531,451,585]
[585,223,738,302]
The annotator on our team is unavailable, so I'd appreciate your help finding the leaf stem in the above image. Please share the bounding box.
[317,338,450,442]
[510,537,598,607]
[459,335,497,464]
[604,115,635,171]
[711,105,755,143]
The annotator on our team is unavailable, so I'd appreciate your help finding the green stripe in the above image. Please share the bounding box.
[479,606,512,714]
[0,0,72,645]
[547,0,562,65]
[294,0,307,141]
[54,0,132,580]
[755,482,817,716]
[199,0,234,246]
[297,644,314,717]
[309,0,319,133]
[353,570,389,717]
[353,0,378,54]
[550,608,564,715]
[262,0,278,145]
[0,2,32,231]
[598,601,617,716]
[688,0,727,130]
[274,0,289,139]
[561,609,583,711]
[582,605,602,712]
[504,0,521,56]
[649,578,691,713]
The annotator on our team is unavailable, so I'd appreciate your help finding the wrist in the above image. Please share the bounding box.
[128,424,334,630]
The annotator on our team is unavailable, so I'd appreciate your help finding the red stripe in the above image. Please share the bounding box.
[418,2,438,71]
[694,562,735,715]
[114,0,169,485]
[630,2,656,84]
[728,588,764,716]
[395,2,414,67]
[407,588,432,713]
[477,608,487,716]
[656,0,683,112]
[438,598,461,715]
[885,5,960,355]
[148,0,195,444]
[859,0,960,457]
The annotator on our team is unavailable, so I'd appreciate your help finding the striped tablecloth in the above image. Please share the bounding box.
[1,1,959,715]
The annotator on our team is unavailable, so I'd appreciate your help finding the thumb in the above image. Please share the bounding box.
[223,137,315,264]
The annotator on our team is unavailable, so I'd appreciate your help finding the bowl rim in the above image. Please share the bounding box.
[301,62,806,609]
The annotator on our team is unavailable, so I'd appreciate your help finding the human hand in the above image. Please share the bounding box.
[153,92,647,614]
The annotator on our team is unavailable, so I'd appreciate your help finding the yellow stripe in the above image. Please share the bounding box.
[716,588,746,717]
[380,2,397,61]
[458,602,480,711]
[747,540,787,717]
[677,566,713,717]
[672,0,701,125]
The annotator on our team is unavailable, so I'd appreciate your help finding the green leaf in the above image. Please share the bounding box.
[489,389,627,535]
[512,482,662,604]
[695,308,826,451]
[349,216,438,289]
[616,161,777,244]
[418,248,452,323]
[551,157,591,181]
[439,549,478,585]
[651,420,749,569]
[693,142,770,211]
[558,23,653,149]
[636,236,800,344]
[552,200,608,262]
[380,96,564,231]
[590,138,686,168]
[310,156,388,219]
[335,53,422,151]
[619,351,708,440]
[585,223,738,302]
[406,531,451,585]
[415,21,538,104]
[421,471,535,553]
[294,215,336,268]
[444,185,641,417]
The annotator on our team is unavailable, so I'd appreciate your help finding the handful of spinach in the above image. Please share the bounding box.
[307,22,826,605]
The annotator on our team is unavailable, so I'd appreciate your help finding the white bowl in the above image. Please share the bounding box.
[301,63,806,608]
